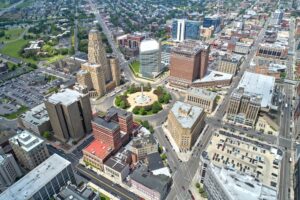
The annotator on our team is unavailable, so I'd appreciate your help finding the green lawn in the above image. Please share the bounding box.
[43,54,65,64]
[0,28,25,43]
[0,39,27,58]
[1,105,28,120]
[0,39,36,64]
[130,60,140,74]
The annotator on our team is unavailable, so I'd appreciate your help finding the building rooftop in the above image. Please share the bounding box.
[146,152,164,171]
[205,130,282,188]
[0,154,70,200]
[130,165,171,197]
[172,40,209,55]
[140,39,160,53]
[106,106,132,120]
[9,130,44,152]
[20,103,49,126]
[131,134,156,149]
[194,70,233,83]
[55,183,98,200]
[104,155,128,173]
[236,72,275,108]
[83,139,112,160]
[210,165,277,200]
[93,117,120,132]
[186,87,217,101]
[170,101,204,129]
[47,88,85,106]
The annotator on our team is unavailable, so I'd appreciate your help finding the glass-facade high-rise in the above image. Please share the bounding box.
[203,16,221,32]
[172,19,200,42]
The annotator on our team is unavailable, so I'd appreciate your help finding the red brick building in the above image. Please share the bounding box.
[169,40,210,88]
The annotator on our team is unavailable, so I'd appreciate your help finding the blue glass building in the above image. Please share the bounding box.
[172,19,200,42]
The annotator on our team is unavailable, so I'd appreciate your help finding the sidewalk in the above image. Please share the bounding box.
[189,168,207,200]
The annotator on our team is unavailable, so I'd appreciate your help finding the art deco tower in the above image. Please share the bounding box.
[88,29,112,82]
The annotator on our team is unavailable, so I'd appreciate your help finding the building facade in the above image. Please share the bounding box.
[9,130,49,170]
[19,103,51,135]
[139,39,162,78]
[169,40,210,88]
[44,89,92,142]
[131,134,158,160]
[172,19,200,42]
[0,154,76,200]
[203,15,221,33]
[0,152,22,189]
[167,101,206,150]
[186,87,217,113]
[218,54,242,75]
[257,43,288,60]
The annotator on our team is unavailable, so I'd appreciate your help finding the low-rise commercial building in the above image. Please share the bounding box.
[186,87,217,113]
[130,134,157,160]
[130,165,172,200]
[0,154,76,200]
[257,43,288,60]
[104,148,131,183]
[83,139,112,171]
[54,182,99,200]
[9,130,49,170]
[218,54,243,75]
[19,103,51,135]
[233,42,251,55]
[167,101,206,151]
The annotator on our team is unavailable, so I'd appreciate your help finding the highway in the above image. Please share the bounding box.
[0,0,25,17]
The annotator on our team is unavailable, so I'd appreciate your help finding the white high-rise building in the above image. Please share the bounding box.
[0,149,22,190]
[270,10,283,25]
[9,130,49,170]
[139,39,162,78]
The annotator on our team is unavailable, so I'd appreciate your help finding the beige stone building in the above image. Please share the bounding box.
[226,72,275,127]
[186,87,217,113]
[88,29,112,82]
[130,134,157,160]
[167,101,206,151]
[44,89,92,142]
[218,54,242,75]
[9,130,49,170]
[77,29,121,98]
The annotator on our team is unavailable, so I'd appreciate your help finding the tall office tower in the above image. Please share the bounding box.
[44,89,92,142]
[203,15,221,33]
[88,28,112,83]
[0,154,76,200]
[0,148,22,189]
[80,63,106,97]
[270,9,283,25]
[109,57,121,86]
[169,40,210,88]
[172,19,200,42]
[139,39,162,78]
[9,130,49,170]
[226,72,275,127]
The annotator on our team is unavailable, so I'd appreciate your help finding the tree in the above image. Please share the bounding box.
[195,183,200,188]
[133,107,139,114]
[0,30,5,38]
[115,96,122,106]
[139,107,146,115]
[158,96,164,103]
[161,153,167,160]
[163,93,171,104]
[42,131,51,140]
[120,101,126,109]
[152,101,162,114]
